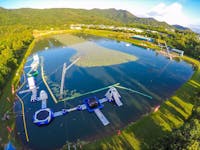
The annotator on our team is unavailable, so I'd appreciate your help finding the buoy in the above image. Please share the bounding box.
[7,97,10,102]
[117,130,121,135]
[7,126,12,133]
[154,105,160,112]
[12,85,15,94]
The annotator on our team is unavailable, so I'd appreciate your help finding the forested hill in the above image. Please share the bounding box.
[0,7,171,29]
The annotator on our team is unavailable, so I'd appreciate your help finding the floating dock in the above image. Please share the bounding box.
[19,54,39,102]
[33,87,122,126]
[40,90,48,109]
[17,53,154,138]
[27,77,36,90]
[105,87,123,106]
[94,109,109,126]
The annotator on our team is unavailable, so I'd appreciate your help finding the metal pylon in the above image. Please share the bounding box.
[60,63,67,99]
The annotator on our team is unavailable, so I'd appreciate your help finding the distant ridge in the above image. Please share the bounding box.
[173,24,190,31]
[0,7,173,29]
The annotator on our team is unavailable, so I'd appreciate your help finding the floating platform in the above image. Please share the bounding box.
[33,108,53,126]
[33,87,122,126]
[84,97,103,112]
[27,77,36,90]
[27,70,39,77]
[94,109,110,126]
[40,90,48,109]
[105,87,123,106]
[27,54,39,77]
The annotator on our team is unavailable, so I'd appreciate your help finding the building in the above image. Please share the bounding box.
[131,35,154,42]
[70,25,82,30]
[170,48,184,56]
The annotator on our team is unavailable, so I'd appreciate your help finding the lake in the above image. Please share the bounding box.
[15,34,194,150]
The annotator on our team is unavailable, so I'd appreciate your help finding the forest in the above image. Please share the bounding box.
[144,29,200,60]
[0,25,33,94]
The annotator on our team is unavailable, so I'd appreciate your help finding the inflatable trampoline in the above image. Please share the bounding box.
[33,108,53,126]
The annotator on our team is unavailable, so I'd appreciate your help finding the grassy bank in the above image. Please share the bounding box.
[34,29,161,51]
[81,29,161,50]
[82,56,200,149]
[0,39,36,148]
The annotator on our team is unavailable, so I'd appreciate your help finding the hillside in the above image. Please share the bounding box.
[0,7,172,29]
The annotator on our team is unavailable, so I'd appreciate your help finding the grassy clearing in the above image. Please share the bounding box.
[82,56,200,150]
[53,34,138,67]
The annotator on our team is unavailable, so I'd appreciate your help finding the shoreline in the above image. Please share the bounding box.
[22,30,200,149]
[2,29,199,149]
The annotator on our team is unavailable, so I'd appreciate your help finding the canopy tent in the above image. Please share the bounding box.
[4,141,16,150]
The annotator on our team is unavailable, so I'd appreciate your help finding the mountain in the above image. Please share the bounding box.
[173,24,190,31]
[0,8,172,29]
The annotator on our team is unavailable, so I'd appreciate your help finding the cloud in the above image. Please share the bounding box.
[145,2,189,26]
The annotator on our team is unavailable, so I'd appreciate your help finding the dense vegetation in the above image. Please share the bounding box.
[0,25,33,93]
[0,25,33,148]
[144,29,200,60]
[0,7,170,29]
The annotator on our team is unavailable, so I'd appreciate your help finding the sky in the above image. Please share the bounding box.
[0,0,200,27]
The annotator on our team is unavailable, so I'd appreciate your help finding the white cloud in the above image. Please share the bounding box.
[143,2,190,26]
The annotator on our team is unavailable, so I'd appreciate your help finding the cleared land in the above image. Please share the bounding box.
[53,34,138,67]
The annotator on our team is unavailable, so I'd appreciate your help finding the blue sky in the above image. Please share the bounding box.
[0,0,199,26]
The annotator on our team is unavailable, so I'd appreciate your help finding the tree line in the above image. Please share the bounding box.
[0,25,33,94]
[144,29,200,60]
